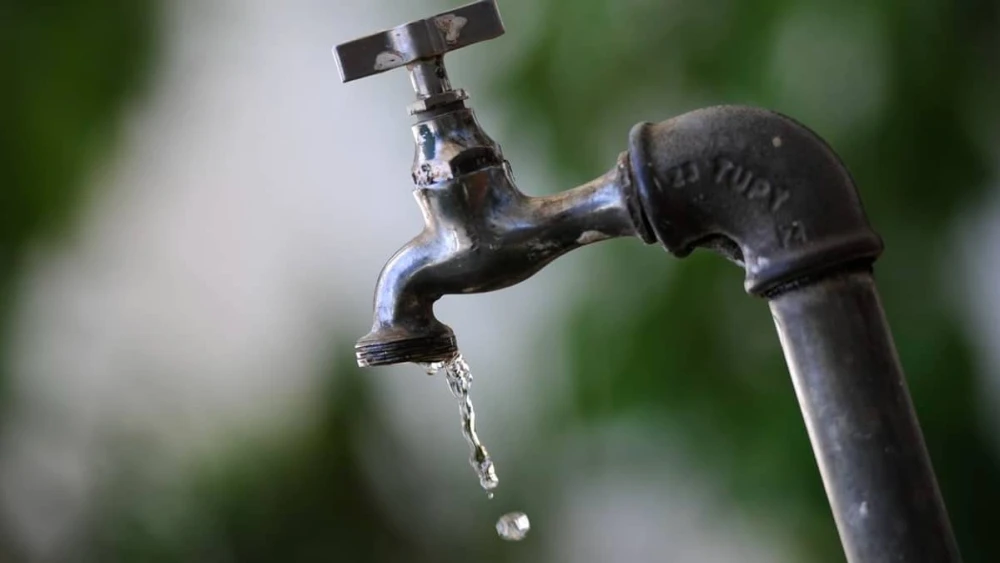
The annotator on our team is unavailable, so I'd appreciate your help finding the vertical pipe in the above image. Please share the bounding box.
[769,271,961,562]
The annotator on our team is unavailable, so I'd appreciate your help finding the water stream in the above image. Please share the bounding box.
[422,353,530,541]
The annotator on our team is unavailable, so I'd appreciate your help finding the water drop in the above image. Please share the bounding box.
[420,360,446,376]
[496,511,530,541]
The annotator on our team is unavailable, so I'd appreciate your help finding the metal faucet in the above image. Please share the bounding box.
[333,2,962,562]
[335,2,644,366]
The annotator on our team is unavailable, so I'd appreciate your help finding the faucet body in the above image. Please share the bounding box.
[356,107,644,366]
[334,2,961,561]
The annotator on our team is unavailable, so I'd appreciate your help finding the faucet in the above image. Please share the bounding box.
[333,2,962,562]
[336,6,645,366]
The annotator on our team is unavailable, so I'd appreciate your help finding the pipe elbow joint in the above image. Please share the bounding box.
[628,105,883,296]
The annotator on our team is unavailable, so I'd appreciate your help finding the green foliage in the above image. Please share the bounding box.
[0,0,159,404]
[498,0,1000,560]
[0,0,158,267]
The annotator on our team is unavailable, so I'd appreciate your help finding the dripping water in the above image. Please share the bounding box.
[423,353,498,493]
[422,353,530,541]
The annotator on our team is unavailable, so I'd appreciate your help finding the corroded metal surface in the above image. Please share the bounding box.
[772,272,961,563]
[628,106,883,296]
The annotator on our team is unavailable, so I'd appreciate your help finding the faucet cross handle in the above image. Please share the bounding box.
[333,0,504,113]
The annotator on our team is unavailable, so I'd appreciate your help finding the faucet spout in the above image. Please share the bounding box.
[355,153,647,367]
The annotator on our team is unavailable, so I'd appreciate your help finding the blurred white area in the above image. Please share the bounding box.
[11,0,994,561]
[546,422,795,563]
[960,178,1000,430]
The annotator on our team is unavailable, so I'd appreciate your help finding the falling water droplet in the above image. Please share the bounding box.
[496,511,530,541]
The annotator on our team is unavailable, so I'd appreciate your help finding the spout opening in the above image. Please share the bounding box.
[355,331,458,367]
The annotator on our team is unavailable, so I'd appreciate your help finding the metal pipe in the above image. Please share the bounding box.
[770,271,961,562]
[628,106,962,562]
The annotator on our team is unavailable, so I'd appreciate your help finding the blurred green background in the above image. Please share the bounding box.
[2,0,999,561]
